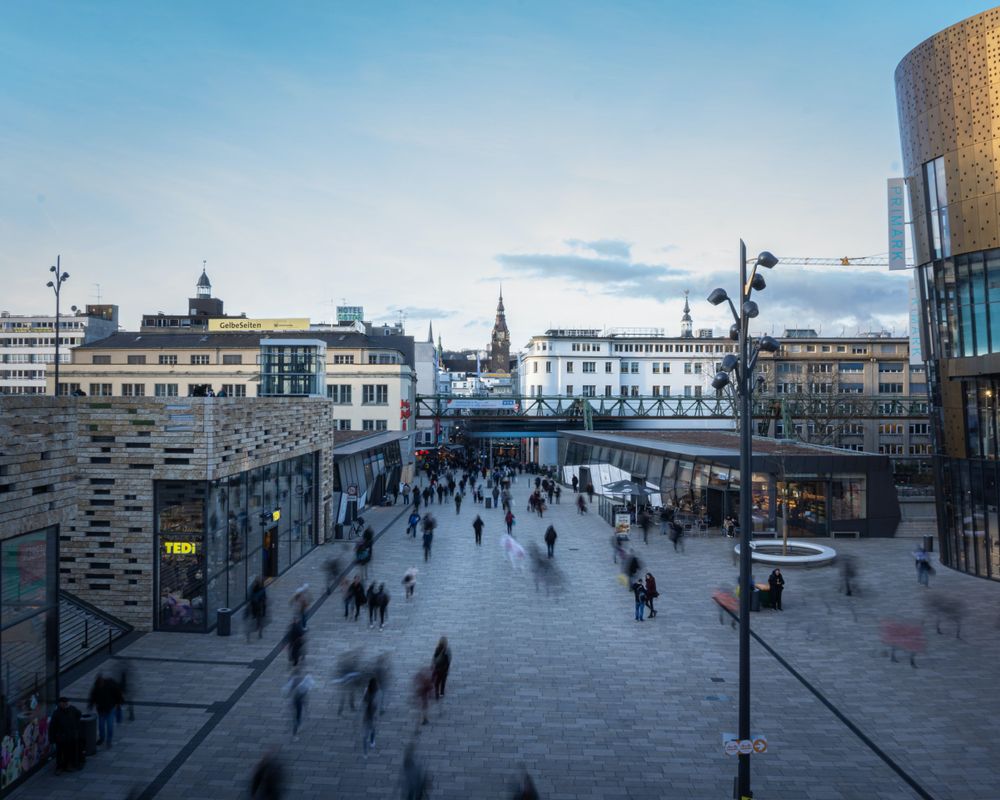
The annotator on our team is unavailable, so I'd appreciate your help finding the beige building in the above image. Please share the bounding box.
[757,330,931,466]
[50,330,417,435]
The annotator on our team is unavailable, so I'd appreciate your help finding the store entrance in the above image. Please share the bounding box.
[262,526,279,579]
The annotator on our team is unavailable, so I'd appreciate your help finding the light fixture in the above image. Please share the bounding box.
[756,251,778,269]
[712,372,731,391]
[750,273,766,291]
[707,288,729,306]
[758,335,780,353]
[721,354,739,372]
[742,300,759,319]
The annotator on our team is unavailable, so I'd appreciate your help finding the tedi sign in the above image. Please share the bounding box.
[163,541,198,555]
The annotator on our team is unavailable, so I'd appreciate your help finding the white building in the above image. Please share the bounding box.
[0,306,118,395]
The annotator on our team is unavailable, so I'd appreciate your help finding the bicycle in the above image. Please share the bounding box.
[348,517,365,540]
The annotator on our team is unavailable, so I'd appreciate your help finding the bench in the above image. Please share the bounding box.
[832,530,861,539]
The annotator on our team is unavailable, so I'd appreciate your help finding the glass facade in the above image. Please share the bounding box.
[0,526,58,786]
[154,452,318,631]
[259,339,326,397]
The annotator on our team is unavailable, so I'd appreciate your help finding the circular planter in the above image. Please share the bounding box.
[734,538,837,567]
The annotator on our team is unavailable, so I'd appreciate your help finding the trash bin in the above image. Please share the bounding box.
[485,498,492,509]
[334,523,344,540]
[217,608,232,636]
[81,713,98,756]
[749,588,761,613]
[922,534,934,553]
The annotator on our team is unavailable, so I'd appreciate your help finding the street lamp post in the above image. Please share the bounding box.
[46,256,70,396]
[708,240,779,800]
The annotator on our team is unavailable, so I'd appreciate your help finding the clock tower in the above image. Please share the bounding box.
[488,286,510,373]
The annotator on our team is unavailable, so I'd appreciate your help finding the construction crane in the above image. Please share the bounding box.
[778,255,892,267]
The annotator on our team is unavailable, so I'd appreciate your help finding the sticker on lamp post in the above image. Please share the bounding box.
[723,733,767,756]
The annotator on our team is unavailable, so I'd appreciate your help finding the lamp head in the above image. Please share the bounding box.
[750,273,766,292]
[46,281,54,288]
[49,265,56,273]
[711,372,731,392]
[729,322,739,341]
[707,288,729,306]
[720,353,739,372]
[756,251,778,269]
[742,300,759,319]
[61,272,69,281]
[758,335,780,353]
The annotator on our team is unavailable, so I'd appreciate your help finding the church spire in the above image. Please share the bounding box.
[488,285,510,372]
[427,320,434,344]
[680,290,693,338]
[196,260,212,299]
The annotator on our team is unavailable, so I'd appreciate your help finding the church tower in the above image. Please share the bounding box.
[196,261,212,299]
[680,290,693,338]
[488,286,510,373]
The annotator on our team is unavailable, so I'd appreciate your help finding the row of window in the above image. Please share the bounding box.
[1,321,87,330]
[84,353,400,366]
[781,343,899,355]
[612,343,734,353]
[333,419,388,431]
[526,385,705,398]
[0,353,69,364]
[0,336,84,347]
[772,382,915,395]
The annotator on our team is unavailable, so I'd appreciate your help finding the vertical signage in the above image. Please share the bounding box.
[888,178,908,270]
[909,278,924,365]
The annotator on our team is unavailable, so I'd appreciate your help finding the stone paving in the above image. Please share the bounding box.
[11,475,1000,800]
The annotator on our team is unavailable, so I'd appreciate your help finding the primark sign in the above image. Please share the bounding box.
[887,178,908,270]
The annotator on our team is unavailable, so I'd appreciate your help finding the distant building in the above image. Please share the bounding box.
[139,266,246,332]
[0,305,118,395]
[488,287,511,373]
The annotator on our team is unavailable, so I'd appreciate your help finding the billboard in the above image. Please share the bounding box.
[445,398,520,410]
[208,318,310,332]
[887,178,908,270]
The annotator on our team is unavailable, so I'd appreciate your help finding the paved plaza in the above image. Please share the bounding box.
[11,476,1000,800]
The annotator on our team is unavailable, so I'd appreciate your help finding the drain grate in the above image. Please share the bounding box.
[710,677,725,683]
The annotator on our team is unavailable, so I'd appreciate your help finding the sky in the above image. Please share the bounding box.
[0,1,990,350]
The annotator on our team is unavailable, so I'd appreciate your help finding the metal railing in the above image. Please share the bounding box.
[58,590,133,672]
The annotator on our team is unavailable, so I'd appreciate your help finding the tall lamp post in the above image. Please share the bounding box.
[707,241,779,800]
[46,256,70,396]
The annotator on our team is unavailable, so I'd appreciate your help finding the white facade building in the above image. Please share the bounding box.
[0,306,118,395]
[518,327,736,400]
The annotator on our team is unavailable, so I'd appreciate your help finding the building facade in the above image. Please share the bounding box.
[756,330,932,473]
[896,8,1000,579]
[0,305,118,395]
[50,330,417,435]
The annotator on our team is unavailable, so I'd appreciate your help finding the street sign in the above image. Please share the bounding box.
[753,737,767,754]
[724,740,740,756]
[347,485,358,497]
[723,733,767,756]
[738,740,753,755]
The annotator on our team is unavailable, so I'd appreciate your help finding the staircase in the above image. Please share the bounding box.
[58,590,133,672]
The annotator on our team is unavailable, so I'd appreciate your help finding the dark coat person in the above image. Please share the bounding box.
[432,637,451,699]
[768,569,785,610]
[49,697,83,773]
[544,525,557,558]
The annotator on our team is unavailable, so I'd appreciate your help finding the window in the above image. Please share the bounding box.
[571,343,580,351]
[652,363,660,374]
[694,386,702,397]
[362,384,388,404]
[566,362,574,373]
[121,383,145,397]
[809,383,832,393]
[878,444,905,455]
[909,444,932,455]
[582,385,596,397]
[336,419,351,431]
[190,354,210,365]
[851,346,867,355]
[92,355,111,364]
[878,362,905,373]
[155,383,178,397]
[808,363,833,373]
[684,363,692,374]
[630,362,639,374]
[222,354,242,365]
[662,386,670,397]
[879,382,904,394]
[620,385,628,396]
[839,362,864,373]
[806,345,816,352]
[376,420,388,431]
[333,354,355,364]
[566,385,574,396]
[604,386,612,397]
[127,355,146,365]
[836,345,847,352]
[652,386,660,396]
[327,385,352,404]
[220,384,246,397]
[684,385,692,397]
[582,362,596,373]
[821,345,831,352]
[159,355,178,365]
[693,363,702,374]
[605,362,613,373]
[533,362,538,373]
[662,362,671,373]
[909,422,929,435]
[545,362,551,373]
[630,385,639,397]
[924,156,950,260]
[89,383,112,396]
[878,423,903,435]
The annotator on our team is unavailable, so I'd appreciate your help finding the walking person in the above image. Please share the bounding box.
[403,567,418,600]
[250,752,286,800]
[286,618,306,667]
[290,584,311,631]
[413,667,434,727]
[407,511,420,538]
[413,490,422,513]
[554,485,561,504]
[248,577,268,639]
[376,583,390,630]
[284,669,314,741]
[356,529,374,582]
[586,483,595,503]
[544,525,557,558]
[669,521,685,553]
[432,636,451,699]
[454,491,463,515]
[638,511,651,545]
[767,568,785,610]
[362,676,380,756]
[505,509,516,536]
[644,572,659,618]
[473,514,484,546]
[631,578,647,621]
[400,744,431,800]
[572,475,579,493]
[117,659,136,722]
[367,582,378,628]
[87,674,123,749]
[402,482,411,505]
[492,485,500,508]
[914,545,933,587]
[422,517,435,562]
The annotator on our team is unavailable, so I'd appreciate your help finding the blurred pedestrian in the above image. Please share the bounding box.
[407,511,420,538]
[473,514,484,546]
[432,636,451,699]
[367,582,378,629]
[767,569,785,610]
[644,572,659,618]
[250,751,286,800]
[87,673,123,749]
[290,584,311,631]
[501,532,526,571]
[492,485,500,507]
[454,492,463,515]
[287,618,306,667]
[638,511,651,545]
[248,577,268,639]
[914,545,933,587]
[625,551,642,585]
[586,483,595,502]
[400,743,431,799]
[422,519,434,562]
[283,668,314,740]
[544,525,557,558]
[513,770,540,800]
[117,659,135,721]
[669,521,685,553]
[324,557,342,595]
[403,567,418,600]
[554,485,561,504]
[840,554,857,596]
[577,495,587,515]
[356,530,374,582]
[334,648,364,715]
[362,676,380,756]
[505,509,516,535]
[376,583,390,630]
[413,667,434,727]
[349,575,366,621]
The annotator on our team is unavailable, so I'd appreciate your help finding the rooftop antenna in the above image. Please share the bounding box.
[92,283,102,304]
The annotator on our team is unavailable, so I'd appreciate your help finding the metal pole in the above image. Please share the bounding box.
[736,239,753,799]
[53,255,61,396]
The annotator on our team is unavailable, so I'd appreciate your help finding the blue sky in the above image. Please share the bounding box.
[0,2,989,346]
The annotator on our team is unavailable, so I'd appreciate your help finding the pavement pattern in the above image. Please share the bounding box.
[11,474,1000,800]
